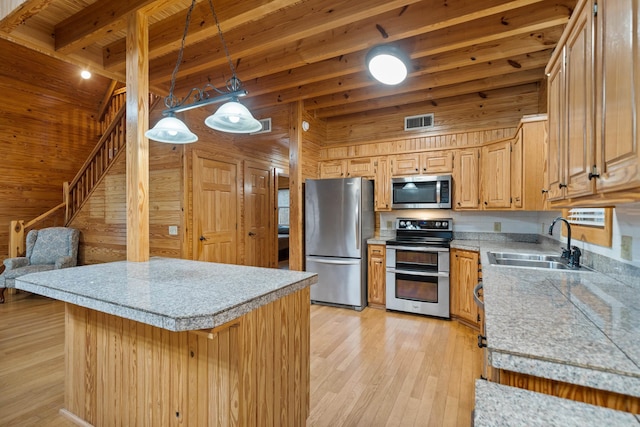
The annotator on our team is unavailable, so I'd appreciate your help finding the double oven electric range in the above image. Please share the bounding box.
[385,218,453,318]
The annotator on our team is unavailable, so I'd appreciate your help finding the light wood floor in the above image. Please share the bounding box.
[0,292,481,426]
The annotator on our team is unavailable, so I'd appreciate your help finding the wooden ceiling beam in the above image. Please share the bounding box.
[148,0,535,89]
[0,0,55,33]
[53,0,160,53]
[246,49,552,111]
[166,0,567,96]
[311,69,545,118]
[102,0,302,72]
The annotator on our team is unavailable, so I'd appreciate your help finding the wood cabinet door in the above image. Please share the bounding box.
[319,160,347,178]
[450,248,479,327]
[373,157,391,211]
[347,157,375,178]
[453,148,480,210]
[564,2,596,199]
[546,50,566,201]
[391,153,420,176]
[511,129,523,209]
[367,244,386,308]
[481,141,511,209]
[595,0,640,194]
[422,151,453,174]
[521,118,548,211]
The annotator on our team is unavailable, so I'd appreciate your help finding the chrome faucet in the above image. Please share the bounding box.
[548,217,581,268]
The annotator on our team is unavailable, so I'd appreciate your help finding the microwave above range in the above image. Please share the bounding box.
[391,174,452,209]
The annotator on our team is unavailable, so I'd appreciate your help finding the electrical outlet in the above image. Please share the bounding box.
[541,223,546,234]
[493,222,502,232]
[386,221,392,229]
[621,235,633,261]
[168,225,178,236]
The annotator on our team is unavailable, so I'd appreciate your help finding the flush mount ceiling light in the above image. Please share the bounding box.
[145,0,261,144]
[80,70,92,79]
[365,45,410,85]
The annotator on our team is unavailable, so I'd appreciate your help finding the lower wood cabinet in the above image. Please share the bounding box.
[450,248,481,329]
[367,244,386,309]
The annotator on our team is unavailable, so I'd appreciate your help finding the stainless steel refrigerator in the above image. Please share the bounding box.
[305,177,374,311]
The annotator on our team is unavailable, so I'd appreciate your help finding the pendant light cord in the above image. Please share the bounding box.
[166,0,196,108]
[208,0,239,90]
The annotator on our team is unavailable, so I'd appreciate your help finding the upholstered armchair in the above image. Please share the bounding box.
[0,227,80,303]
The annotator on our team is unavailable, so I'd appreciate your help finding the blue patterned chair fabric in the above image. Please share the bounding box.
[0,227,80,303]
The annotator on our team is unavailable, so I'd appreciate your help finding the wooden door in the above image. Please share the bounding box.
[391,153,420,176]
[482,140,511,209]
[546,49,566,201]
[423,151,453,174]
[564,1,595,198]
[596,0,640,194]
[243,161,274,268]
[319,160,347,178]
[367,244,386,308]
[347,157,375,177]
[511,128,523,209]
[453,148,480,210]
[373,157,391,211]
[450,248,479,328]
[192,154,239,264]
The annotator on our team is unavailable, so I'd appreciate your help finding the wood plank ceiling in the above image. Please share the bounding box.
[0,0,577,121]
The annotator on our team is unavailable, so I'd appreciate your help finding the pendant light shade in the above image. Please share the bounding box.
[366,45,410,85]
[205,100,263,133]
[144,116,198,143]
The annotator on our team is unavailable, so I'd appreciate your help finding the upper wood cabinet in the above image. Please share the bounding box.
[594,0,640,195]
[513,115,548,211]
[391,151,453,176]
[546,0,640,205]
[481,140,511,209]
[452,148,480,210]
[319,158,375,179]
[373,157,391,211]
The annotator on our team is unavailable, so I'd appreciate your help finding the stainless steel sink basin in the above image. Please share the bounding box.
[487,252,593,271]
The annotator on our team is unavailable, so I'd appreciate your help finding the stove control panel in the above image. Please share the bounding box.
[396,218,453,231]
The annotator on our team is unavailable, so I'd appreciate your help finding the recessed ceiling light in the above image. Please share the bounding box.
[365,45,410,85]
[80,70,92,79]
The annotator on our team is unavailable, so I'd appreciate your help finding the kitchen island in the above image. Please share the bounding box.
[15,257,317,426]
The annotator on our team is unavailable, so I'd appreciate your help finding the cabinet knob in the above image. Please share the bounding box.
[484,201,488,205]
[415,168,418,171]
[559,183,567,189]
[541,189,548,194]
[588,172,600,180]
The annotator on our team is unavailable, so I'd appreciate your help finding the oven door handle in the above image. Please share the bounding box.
[386,246,450,252]
[386,268,449,278]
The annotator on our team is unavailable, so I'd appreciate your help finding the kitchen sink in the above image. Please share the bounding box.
[487,252,593,271]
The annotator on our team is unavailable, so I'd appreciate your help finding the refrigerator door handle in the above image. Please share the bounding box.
[306,256,361,265]
[355,188,360,250]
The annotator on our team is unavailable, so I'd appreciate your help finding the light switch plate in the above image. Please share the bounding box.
[621,235,632,261]
[494,222,502,232]
[168,225,178,236]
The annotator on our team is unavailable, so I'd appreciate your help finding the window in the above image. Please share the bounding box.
[278,189,290,226]
[562,207,613,247]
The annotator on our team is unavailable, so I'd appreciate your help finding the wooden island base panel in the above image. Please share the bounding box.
[14,258,316,427]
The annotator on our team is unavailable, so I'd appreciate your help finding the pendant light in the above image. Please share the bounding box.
[145,0,261,143]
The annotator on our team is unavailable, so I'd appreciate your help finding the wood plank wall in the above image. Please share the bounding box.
[325,82,541,145]
[0,38,110,262]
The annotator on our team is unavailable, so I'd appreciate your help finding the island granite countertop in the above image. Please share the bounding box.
[451,240,640,398]
[15,257,317,332]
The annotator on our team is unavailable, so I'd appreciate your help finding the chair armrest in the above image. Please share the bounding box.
[4,257,29,270]
[55,256,76,269]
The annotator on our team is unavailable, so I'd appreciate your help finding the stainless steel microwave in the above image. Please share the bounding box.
[391,174,452,209]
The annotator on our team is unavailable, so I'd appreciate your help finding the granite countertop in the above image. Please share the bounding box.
[474,380,640,426]
[450,240,640,398]
[15,257,317,332]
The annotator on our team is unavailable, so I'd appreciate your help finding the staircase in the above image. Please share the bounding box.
[8,88,158,258]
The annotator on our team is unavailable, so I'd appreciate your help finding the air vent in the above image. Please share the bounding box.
[251,118,272,134]
[404,113,434,131]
